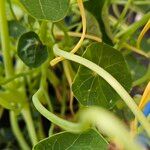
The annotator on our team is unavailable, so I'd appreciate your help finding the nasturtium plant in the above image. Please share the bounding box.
[34,129,108,150]
[72,42,132,108]
[20,0,70,21]
[0,0,150,149]
[17,31,48,68]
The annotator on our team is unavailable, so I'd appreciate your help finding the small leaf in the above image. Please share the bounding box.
[84,0,112,44]
[72,43,132,108]
[8,20,26,38]
[0,90,25,111]
[20,0,70,22]
[33,129,108,150]
[86,11,102,37]
[125,53,148,81]
[17,31,48,68]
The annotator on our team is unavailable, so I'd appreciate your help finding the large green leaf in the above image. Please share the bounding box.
[17,31,48,68]
[33,129,108,150]
[72,43,132,108]
[20,0,70,21]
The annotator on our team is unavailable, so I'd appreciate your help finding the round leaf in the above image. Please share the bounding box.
[72,43,132,108]
[8,20,26,38]
[20,0,70,21]
[33,129,108,150]
[17,31,48,68]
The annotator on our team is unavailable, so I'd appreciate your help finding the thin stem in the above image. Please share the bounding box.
[137,19,150,49]
[138,81,150,109]
[123,43,149,58]
[0,0,14,78]
[22,104,38,145]
[115,12,150,40]
[7,0,18,20]
[50,0,86,66]
[68,32,102,42]
[112,4,120,18]
[10,111,30,150]
[63,61,74,115]
[53,44,150,136]
[0,70,37,86]
[32,88,86,132]
[112,0,150,5]
[41,63,55,135]
[114,0,133,28]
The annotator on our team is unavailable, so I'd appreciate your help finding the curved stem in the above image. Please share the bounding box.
[137,19,150,49]
[138,81,150,109]
[50,0,86,66]
[53,44,150,136]
[32,88,86,132]
[55,31,149,58]
[80,107,142,150]
[10,111,30,150]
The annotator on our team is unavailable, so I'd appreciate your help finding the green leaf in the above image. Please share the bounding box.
[17,31,48,68]
[8,20,26,38]
[0,90,25,111]
[84,0,112,45]
[86,11,102,37]
[20,0,70,22]
[33,129,108,150]
[72,43,132,108]
[125,53,148,81]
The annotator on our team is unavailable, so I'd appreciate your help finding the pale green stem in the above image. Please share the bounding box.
[53,44,150,136]
[22,104,38,145]
[10,111,30,150]
[114,0,133,28]
[116,12,150,40]
[112,0,150,5]
[0,70,37,86]
[80,107,142,150]
[32,88,86,133]
[0,0,14,78]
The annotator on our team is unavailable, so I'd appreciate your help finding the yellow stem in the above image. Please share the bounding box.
[138,81,150,109]
[137,19,150,49]
[50,0,86,66]
[123,43,149,58]
[132,81,150,136]
[56,31,149,58]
